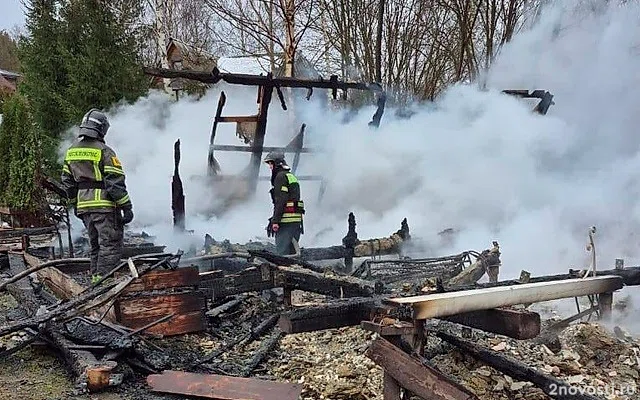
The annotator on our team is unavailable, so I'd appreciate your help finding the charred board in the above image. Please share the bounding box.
[114,266,205,336]
[366,337,478,400]
[279,297,379,333]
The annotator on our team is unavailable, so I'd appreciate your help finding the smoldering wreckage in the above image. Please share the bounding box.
[1,69,639,400]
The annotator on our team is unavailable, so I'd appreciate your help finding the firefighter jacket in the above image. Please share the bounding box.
[270,167,304,224]
[60,137,132,215]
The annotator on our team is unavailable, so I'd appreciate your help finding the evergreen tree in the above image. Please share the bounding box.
[18,0,70,141]
[0,96,17,200]
[0,94,42,210]
[61,0,148,122]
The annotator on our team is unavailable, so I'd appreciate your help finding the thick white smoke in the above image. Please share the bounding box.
[60,0,640,330]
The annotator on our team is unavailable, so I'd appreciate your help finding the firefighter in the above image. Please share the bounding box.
[264,151,304,255]
[61,108,134,279]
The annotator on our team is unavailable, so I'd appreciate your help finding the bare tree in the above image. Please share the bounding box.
[204,0,317,77]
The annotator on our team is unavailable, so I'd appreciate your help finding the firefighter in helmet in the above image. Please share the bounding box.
[61,108,134,279]
[264,151,304,255]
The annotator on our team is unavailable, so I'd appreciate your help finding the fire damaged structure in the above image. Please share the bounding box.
[5,71,638,399]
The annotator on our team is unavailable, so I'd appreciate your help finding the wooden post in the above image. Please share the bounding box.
[383,372,401,400]
[172,139,185,231]
[412,319,425,356]
[248,82,275,195]
[283,287,292,308]
[599,292,613,320]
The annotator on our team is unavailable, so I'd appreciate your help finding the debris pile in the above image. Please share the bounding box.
[429,322,640,400]
[268,327,382,400]
[2,217,640,400]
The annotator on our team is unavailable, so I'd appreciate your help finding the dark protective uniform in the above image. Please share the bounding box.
[269,166,305,255]
[61,109,133,275]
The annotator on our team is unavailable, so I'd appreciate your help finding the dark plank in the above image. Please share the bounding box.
[441,308,541,340]
[122,266,199,293]
[116,292,205,321]
[366,337,478,400]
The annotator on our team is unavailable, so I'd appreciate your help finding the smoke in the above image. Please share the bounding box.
[60,0,640,330]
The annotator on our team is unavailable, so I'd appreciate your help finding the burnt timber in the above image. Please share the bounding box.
[143,67,386,196]
[366,337,478,400]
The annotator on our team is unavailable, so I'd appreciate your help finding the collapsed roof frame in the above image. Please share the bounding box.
[502,89,555,115]
[143,67,387,196]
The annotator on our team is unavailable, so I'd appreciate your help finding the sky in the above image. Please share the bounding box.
[0,0,26,32]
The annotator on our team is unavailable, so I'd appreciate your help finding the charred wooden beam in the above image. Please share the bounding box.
[206,295,246,318]
[147,370,303,400]
[143,66,382,93]
[342,212,358,272]
[172,139,185,231]
[388,276,624,320]
[366,337,478,400]
[436,331,601,400]
[299,218,409,261]
[212,144,314,153]
[276,264,381,298]
[240,328,283,377]
[279,297,378,333]
[208,91,226,176]
[448,242,500,287]
[441,308,541,340]
[248,249,325,273]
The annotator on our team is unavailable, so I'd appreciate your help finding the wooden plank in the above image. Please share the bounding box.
[146,370,303,400]
[218,115,259,123]
[211,144,314,153]
[441,308,541,340]
[366,337,478,400]
[122,266,199,294]
[278,298,376,333]
[383,372,401,400]
[36,266,85,299]
[116,292,205,322]
[386,276,623,320]
[122,310,205,336]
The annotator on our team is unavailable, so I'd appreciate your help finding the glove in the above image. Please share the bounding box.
[120,206,134,225]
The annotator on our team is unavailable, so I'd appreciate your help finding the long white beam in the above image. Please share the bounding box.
[385,276,623,320]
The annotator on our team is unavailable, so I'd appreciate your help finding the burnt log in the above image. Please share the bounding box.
[448,242,500,287]
[436,331,602,400]
[441,308,541,340]
[239,328,283,377]
[279,297,378,333]
[248,249,325,273]
[206,295,246,318]
[276,265,381,298]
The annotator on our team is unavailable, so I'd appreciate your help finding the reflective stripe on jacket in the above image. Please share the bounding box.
[271,169,304,224]
[60,137,132,214]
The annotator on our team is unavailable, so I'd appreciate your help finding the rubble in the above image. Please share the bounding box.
[428,322,640,400]
[267,327,383,400]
